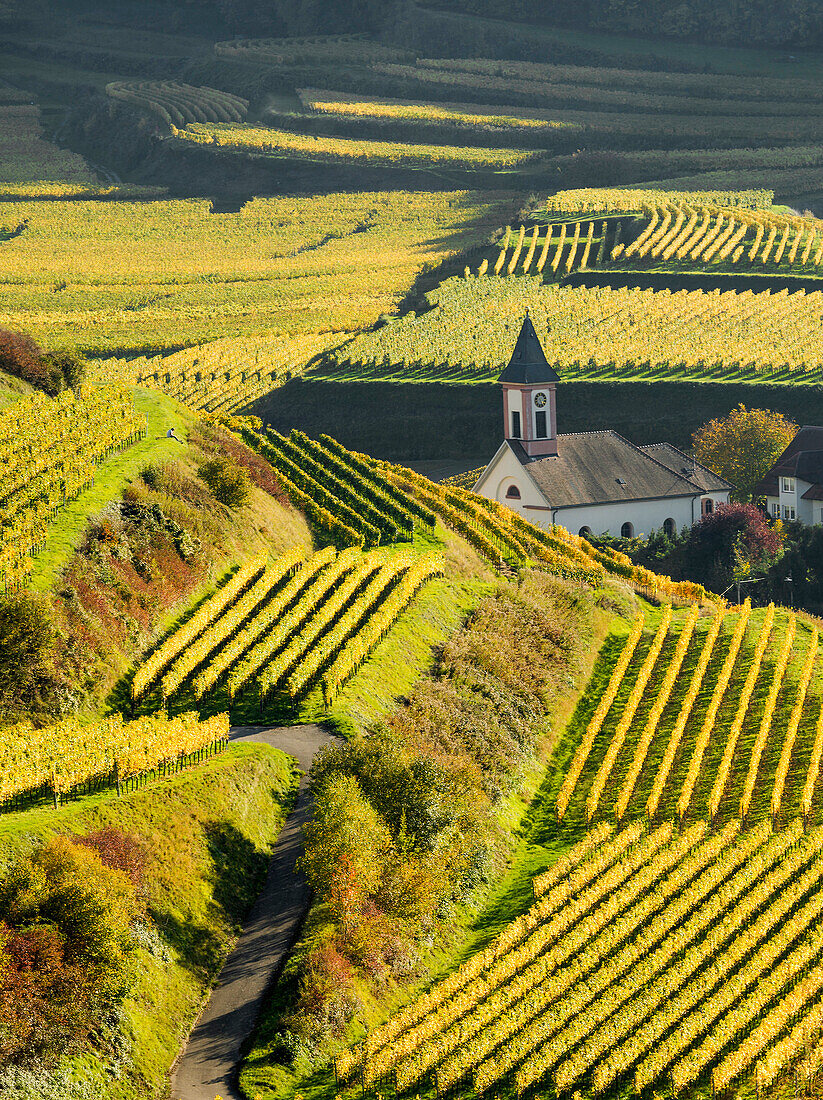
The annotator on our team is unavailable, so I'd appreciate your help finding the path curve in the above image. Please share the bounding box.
[170,723,335,1100]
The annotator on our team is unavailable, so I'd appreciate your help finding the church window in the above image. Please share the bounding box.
[511,410,521,438]
[703,498,714,515]
[505,484,521,500]
[535,410,547,438]
[621,521,634,538]
[663,518,676,537]
[578,526,592,538]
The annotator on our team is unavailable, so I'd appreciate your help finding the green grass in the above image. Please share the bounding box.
[0,367,33,409]
[30,386,197,591]
[0,741,298,1100]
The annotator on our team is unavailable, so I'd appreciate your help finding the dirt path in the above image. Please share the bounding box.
[170,724,335,1100]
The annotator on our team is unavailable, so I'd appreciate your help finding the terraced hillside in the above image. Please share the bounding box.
[131,546,443,713]
[335,820,823,1099]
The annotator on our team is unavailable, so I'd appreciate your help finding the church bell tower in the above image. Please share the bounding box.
[497,313,559,458]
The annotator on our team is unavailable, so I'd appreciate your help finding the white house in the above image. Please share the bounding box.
[472,315,733,538]
[757,426,823,524]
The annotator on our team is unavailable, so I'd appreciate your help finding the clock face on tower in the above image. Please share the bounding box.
[534,392,547,408]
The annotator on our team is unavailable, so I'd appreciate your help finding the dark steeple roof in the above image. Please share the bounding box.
[497,313,560,385]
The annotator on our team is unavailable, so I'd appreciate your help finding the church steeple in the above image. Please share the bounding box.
[497,314,559,458]
[498,312,560,386]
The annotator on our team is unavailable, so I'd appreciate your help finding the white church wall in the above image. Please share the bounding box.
[473,446,700,536]
[549,497,698,539]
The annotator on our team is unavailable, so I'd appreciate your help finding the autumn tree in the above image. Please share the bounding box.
[685,502,783,595]
[692,404,798,501]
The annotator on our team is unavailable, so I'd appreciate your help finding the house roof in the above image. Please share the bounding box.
[497,314,560,385]
[640,442,734,493]
[756,426,823,496]
[510,431,703,509]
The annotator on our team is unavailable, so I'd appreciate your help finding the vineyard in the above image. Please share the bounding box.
[126,429,713,720]
[324,275,823,385]
[106,81,248,129]
[0,710,229,810]
[99,331,345,412]
[296,88,576,137]
[131,542,444,712]
[607,200,823,273]
[557,604,823,829]
[0,190,514,356]
[0,387,146,591]
[173,122,542,171]
[335,820,823,1099]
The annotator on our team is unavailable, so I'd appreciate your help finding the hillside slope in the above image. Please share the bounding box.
[0,741,297,1100]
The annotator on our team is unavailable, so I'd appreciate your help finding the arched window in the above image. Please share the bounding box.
[505,484,521,500]
[578,526,592,538]
[621,521,634,538]
[703,498,714,515]
[663,517,676,537]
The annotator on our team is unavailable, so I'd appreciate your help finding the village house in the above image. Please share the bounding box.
[758,426,823,524]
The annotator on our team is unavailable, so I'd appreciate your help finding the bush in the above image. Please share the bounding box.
[197,456,251,508]
[0,329,83,395]
[0,836,140,1064]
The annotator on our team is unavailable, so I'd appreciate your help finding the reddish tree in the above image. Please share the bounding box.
[685,502,782,593]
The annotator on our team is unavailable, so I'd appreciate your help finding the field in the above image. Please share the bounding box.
[319,275,823,385]
[8,5,823,1100]
[334,818,823,1099]
[558,605,823,829]
[174,121,543,171]
[0,191,515,357]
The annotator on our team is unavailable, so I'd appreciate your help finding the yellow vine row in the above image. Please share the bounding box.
[615,606,698,821]
[740,614,797,820]
[707,603,775,819]
[675,601,751,822]
[586,607,673,824]
[556,616,644,822]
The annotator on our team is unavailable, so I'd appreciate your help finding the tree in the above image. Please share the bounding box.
[0,836,140,1063]
[692,404,797,501]
[0,328,84,395]
[197,456,251,508]
[685,502,782,595]
[0,591,59,720]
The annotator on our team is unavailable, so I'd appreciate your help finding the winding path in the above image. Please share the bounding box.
[170,724,335,1100]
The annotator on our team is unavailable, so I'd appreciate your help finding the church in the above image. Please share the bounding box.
[472,316,732,538]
